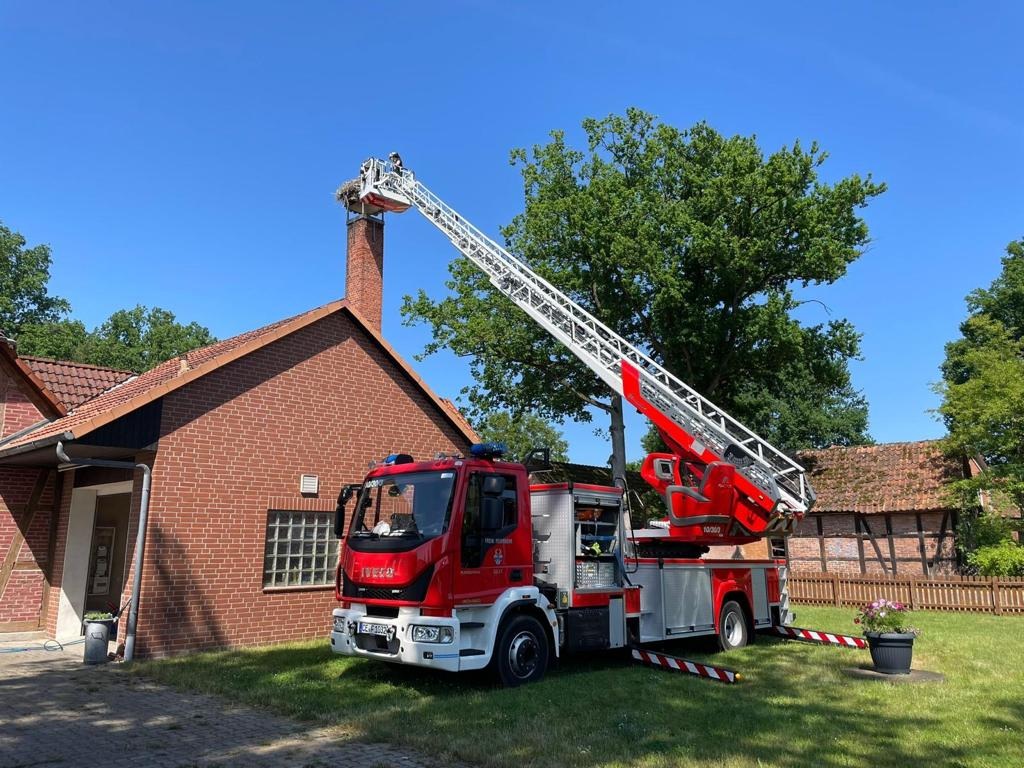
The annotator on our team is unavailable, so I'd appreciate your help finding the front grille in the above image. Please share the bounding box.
[352,585,402,600]
[343,564,434,602]
[354,633,400,654]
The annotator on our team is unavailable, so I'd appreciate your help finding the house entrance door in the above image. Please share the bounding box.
[85,494,130,614]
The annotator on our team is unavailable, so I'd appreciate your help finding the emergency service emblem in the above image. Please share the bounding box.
[493,548,503,565]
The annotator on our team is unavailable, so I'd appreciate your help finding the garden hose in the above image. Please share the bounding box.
[0,638,85,654]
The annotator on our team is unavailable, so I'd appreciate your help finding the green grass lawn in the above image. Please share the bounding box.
[134,606,1024,768]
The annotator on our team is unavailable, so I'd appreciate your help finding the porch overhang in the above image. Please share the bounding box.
[0,400,162,467]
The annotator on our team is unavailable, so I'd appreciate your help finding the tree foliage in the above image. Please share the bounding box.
[402,109,882,453]
[2,220,216,373]
[956,507,1020,565]
[0,221,70,336]
[968,541,1024,577]
[938,238,1024,512]
[16,319,90,362]
[473,410,569,462]
[19,306,217,372]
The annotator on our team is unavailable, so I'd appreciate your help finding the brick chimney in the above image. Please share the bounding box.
[337,179,385,332]
[345,213,384,331]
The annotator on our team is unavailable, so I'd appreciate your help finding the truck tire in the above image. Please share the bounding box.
[494,614,549,687]
[717,600,749,651]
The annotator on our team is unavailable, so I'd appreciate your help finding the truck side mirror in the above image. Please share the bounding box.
[480,475,506,530]
[481,475,506,496]
[334,484,359,538]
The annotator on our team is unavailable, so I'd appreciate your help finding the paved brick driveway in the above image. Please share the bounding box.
[0,638,464,768]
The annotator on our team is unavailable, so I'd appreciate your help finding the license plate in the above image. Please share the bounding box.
[358,621,389,637]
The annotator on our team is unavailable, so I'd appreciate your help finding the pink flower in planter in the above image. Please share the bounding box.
[854,598,920,636]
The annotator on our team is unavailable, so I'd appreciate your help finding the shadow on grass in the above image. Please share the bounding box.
[136,621,1023,768]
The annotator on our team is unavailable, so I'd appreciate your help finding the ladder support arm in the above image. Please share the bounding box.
[357,158,814,522]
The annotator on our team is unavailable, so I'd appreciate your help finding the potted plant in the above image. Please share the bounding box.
[854,599,919,675]
[83,610,117,639]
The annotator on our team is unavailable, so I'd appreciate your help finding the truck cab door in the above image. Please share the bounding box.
[452,471,528,606]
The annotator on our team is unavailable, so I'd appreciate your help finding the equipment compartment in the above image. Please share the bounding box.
[530,483,624,604]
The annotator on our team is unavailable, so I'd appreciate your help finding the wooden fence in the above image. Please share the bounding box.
[788,572,1024,615]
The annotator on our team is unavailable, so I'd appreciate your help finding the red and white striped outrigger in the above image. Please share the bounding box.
[631,648,742,684]
[770,625,867,648]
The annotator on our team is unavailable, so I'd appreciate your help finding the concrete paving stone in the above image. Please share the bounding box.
[0,640,471,768]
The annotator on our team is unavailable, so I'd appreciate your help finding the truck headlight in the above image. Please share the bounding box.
[333,615,345,632]
[411,625,453,644]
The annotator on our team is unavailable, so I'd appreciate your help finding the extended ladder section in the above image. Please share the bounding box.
[358,157,814,528]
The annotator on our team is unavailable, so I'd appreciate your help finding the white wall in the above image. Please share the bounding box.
[55,488,97,640]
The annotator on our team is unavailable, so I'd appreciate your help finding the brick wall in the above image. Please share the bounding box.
[1,572,45,623]
[43,473,74,635]
[1,386,46,437]
[706,540,771,560]
[0,466,59,630]
[345,215,384,331]
[0,365,60,631]
[787,511,958,575]
[0,366,47,439]
[131,310,470,656]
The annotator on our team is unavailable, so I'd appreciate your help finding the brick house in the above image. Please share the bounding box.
[786,441,969,575]
[0,206,477,656]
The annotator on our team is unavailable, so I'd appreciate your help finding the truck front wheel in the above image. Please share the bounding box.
[494,614,549,686]
[717,600,749,651]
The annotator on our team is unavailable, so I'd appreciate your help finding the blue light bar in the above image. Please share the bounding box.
[383,453,414,465]
[470,442,507,459]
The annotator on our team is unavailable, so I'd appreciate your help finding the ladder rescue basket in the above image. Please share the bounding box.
[359,159,412,212]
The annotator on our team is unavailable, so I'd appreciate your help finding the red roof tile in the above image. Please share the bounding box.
[21,357,135,409]
[3,303,335,449]
[797,440,965,514]
[438,398,480,443]
[0,300,479,453]
[0,340,66,417]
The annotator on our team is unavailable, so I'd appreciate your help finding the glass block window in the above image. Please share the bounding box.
[263,511,339,588]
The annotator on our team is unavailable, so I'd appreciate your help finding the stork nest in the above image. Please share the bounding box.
[334,177,361,205]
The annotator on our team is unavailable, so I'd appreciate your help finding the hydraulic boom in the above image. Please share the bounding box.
[356,156,814,544]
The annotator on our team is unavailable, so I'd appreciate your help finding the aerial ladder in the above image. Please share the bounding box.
[355,156,815,547]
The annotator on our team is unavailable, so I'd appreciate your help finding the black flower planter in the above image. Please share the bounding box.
[865,632,915,674]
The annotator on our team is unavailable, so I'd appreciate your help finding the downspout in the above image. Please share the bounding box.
[56,441,152,662]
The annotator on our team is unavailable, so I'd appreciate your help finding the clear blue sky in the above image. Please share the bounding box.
[2,2,1022,466]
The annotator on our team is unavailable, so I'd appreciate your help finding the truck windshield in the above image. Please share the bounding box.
[350,471,457,542]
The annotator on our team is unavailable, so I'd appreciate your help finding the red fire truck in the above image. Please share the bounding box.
[330,157,814,685]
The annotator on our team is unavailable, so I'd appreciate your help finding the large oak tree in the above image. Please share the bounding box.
[402,109,883,474]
